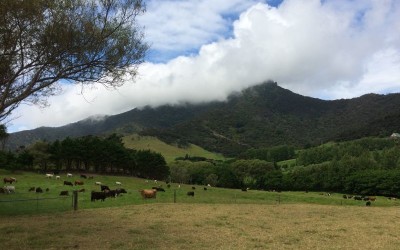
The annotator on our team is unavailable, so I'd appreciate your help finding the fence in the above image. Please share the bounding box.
[0,192,78,216]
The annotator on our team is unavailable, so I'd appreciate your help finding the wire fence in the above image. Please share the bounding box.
[0,194,75,216]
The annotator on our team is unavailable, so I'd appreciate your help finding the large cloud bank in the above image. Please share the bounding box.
[9,0,400,132]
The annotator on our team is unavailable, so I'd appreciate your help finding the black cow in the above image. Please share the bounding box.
[64,181,73,186]
[80,174,87,179]
[91,191,106,202]
[204,187,207,191]
[241,187,247,192]
[366,201,371,206]
[192,186,196,190]
[59,191,69,196]
[116,188,127,196]
[187,191,194,197]
[152,187,165,192]
[105,189,117,198]
[36,187,43,193]
[101,185,110,191]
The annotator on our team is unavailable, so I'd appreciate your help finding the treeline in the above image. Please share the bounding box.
[168,138,400,197]
[286,137,400,196]
[0,134,169,180]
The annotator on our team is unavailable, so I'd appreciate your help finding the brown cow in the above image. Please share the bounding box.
[139,189,157,199]
[4,177,16,184]
[74,180,84,186]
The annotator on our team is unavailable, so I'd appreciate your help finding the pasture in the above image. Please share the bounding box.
[1,204,400,249]
[2,170,400,249]
[1,169,400,217]
[122,134,226,163]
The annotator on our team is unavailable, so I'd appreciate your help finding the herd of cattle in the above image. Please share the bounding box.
[1,174,202,202]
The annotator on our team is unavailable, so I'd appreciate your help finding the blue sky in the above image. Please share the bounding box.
[8,0,400,133]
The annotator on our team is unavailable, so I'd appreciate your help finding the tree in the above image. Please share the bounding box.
[0,0,148,121]
[0,124,8,150]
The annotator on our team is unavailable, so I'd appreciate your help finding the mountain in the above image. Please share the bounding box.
[6,81,400,156]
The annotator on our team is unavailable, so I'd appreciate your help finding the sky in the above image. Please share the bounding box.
[7,0,400,133]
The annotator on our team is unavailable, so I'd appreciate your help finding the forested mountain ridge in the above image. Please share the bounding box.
[6,81,400,155]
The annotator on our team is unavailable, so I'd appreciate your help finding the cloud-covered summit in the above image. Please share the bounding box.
[9,0,400,132]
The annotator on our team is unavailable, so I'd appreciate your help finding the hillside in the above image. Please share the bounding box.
[121,134,225,163]
[6,81,400,156]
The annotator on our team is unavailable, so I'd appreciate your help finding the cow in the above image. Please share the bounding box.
[366,201,371,206]
[4,186,15,193]
[3,177,17,184]
[91,191,106,202]
[67,173,73,177]
[28,187,35,192]
[55,176,60,180]
[116,188,127,196]
[0,187,8,194]
[45,173,54,178]
[139,189,157,199]
[204,187,207,191]
[152,187,165,192]
[59,191,69,196]
[63,181,73,186]
[104,189,117,198]
[241,187,247,192]
[78,188,86,192]
[35,187,43,193]
[192,186,196,190]
[101,185,110,191]
[74,180,84,186]
[95,181,102,185]
[80,174,87,179]
[45,188,50,192]
[354,196,363,200]
[115,181,122,185]
[187,191,194,197]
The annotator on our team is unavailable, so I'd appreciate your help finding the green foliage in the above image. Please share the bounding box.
[0,0,147,121]
[283,137,400,195]
[239,145,295,162]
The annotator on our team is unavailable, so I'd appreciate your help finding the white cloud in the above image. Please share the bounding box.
[8,0,400,133]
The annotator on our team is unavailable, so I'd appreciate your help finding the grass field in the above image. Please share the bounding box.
[122,134,226,163]
[2,170,400,249]
[1,204,400,249]
[1,169,399,216]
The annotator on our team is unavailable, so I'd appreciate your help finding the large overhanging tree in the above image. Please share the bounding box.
[0,0,148,122]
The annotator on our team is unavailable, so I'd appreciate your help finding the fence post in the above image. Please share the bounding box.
[73,191,78,211]
[174,190,176,203]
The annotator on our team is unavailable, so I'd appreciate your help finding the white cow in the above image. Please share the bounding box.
[4,186,15,193]
[67,173,73,177]
[115,181,122,185]
[45,173,54,178]
[95,181,102,185]
[56,176,60,180]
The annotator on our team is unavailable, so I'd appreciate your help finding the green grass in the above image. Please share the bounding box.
[1,169,399,216]
[122,134,226,163]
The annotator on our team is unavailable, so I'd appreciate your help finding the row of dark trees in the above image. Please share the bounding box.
[0,134,169,180]
[168,138,400,197]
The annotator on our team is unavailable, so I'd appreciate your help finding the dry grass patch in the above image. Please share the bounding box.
[1,203,400,249]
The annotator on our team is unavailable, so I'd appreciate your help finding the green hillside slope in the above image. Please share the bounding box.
[122,134,225,163]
